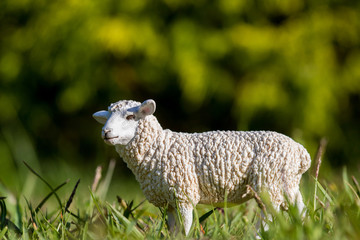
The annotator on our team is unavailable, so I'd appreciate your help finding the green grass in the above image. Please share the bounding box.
[0,160,360,240]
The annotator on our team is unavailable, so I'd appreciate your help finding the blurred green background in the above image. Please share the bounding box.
[1,0,360,200]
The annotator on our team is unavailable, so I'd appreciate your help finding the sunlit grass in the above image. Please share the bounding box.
[0,158,360,239]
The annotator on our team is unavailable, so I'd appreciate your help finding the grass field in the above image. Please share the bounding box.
[1,152,360,239]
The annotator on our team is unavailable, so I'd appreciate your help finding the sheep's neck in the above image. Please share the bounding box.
[115,116,162,173]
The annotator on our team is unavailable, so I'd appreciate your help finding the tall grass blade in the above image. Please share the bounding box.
[345,182,360,203]
[157,207,167,237]
[2,125,41,198]
[97,159,116,200]
[64,179,84,221]
[156,207,167,238]
[107,202,144,240]
[91,166,102,192]
[132,200,146,212]
[313,138,327,212]
[224,190,228,231]
[0,226,8,238]
[23,161,63,209]
[352,176,360,197]
[15,197,23,233]
[192,205,201,237]
[24,197,37,228]
[6,219,22,236]
[199,208,218,223]
[0,198,7,229]
[65,179,80,213]
[314,138,327,179]
[174,195,184,234]
[313,178,334,205]
[35,180,69,213]
[89,188,106,224]
[124,200,134,219]
[0,198,22,235]
[342,167,354,201]
[247,185,267,218]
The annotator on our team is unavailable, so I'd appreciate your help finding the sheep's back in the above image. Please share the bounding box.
[188,131,310,204]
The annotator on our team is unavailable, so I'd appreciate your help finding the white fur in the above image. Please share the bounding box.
[93,99,311,235]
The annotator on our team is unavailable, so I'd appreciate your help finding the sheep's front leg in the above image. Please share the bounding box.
[179,206,193,235]
[167,206,193,235]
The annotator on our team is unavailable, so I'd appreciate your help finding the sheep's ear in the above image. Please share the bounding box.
[93,110,109,124]
[129,99,156,119]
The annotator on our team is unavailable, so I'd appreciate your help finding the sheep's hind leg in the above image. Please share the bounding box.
[295,190,306,219]
[255,204,279,239]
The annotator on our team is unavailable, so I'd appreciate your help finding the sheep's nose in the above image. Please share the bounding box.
[102,128,112,138]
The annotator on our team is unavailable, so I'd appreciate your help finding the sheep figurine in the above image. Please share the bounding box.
[93,99,311,235]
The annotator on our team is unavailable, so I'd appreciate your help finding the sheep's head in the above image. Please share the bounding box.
[93,99,156,145]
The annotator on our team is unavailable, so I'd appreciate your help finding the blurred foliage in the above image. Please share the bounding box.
[1,0,360,192]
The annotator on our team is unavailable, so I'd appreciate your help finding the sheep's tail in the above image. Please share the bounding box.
[298,145,312,175]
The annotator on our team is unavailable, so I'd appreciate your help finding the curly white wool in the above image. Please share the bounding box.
[116,115,310,208]
[93,99,311,235]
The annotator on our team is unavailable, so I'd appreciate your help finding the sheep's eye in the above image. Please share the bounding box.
[126,115,135,120]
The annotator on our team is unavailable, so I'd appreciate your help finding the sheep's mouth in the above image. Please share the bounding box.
[103,136,119,145]
[104,136,118,140]
[103,136,119,141]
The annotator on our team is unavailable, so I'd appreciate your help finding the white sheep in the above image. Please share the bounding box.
[93,99,311,235]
